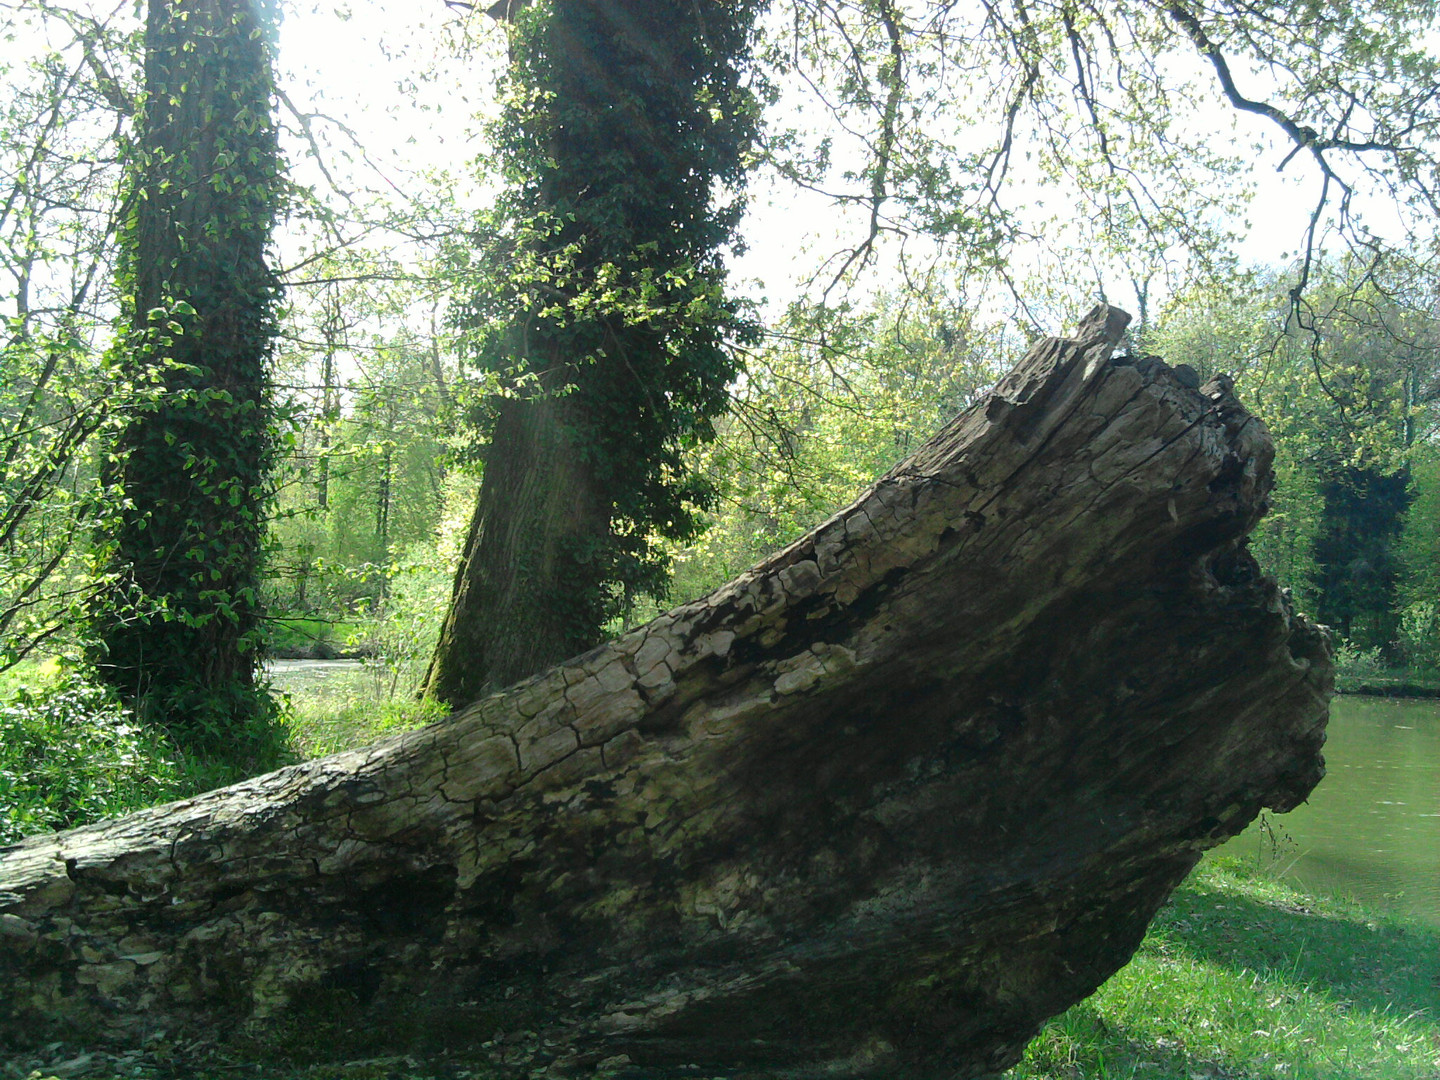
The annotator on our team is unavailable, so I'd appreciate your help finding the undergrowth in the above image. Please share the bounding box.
[275,662,447,759]
[0,676,195,845]
[0,657,443,849]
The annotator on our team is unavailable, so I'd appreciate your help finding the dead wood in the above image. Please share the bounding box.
[0,304,1330,1079]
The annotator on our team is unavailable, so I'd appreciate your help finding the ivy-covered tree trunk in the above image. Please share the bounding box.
[91,0,282,755]
[429,384,609,695]
[423,0,761,705]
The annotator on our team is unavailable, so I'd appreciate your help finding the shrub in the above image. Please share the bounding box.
[346,546,451,699]
[1398,599,1440,673]
[0,678,192,845]
[1332,637,1389,692]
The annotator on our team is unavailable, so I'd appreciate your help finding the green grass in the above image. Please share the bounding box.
[1008,856,1440,1080]
[273,662,446,758]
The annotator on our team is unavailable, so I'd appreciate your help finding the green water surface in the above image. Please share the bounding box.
[1225,695,1440,927]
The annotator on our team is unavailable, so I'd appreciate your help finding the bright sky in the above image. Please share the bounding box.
[276,2,1316,317]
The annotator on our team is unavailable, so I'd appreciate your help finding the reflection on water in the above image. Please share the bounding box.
[1223,695,1440,927]
[265,658,365,694]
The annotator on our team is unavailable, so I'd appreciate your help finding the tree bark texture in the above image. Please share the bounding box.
[423,388,611,702]
[1,306,1330,1078]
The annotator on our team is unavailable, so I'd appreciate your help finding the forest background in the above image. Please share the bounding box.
[0,0,1438,834]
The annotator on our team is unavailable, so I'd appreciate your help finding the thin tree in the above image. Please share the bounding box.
[91,0,283,760]
[0,1,135,670]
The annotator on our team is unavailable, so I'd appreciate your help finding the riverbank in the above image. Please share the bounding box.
[1340,679,1440,698]
[1335,660,1440,698]
[1008,855,1440,1079]
[4,856,1435,1080]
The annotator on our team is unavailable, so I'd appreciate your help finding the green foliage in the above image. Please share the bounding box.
[1395,599,1440,672]
[0,676,189,845]
[344,545,453,699]
[0,3,139,671]
[1331,638,1390,692]
[664,292,1018,603]
[1398,447,1440,668]
[0,326,139,670]
[266,617,355,660]
[266,260,464,620]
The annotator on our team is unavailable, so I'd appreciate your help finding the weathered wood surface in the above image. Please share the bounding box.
[0,305,1330,1079]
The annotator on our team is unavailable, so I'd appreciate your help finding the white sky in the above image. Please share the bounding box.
[1,0,1423,334]
[275,1,1327,322]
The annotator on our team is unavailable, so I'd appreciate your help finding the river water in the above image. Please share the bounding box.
[1222,695,1440,927]
[267,658,366,692]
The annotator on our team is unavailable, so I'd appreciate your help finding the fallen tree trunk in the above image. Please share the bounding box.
[0,305,1329,1078]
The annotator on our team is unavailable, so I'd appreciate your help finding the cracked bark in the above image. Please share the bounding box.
[0,305,1330,1079]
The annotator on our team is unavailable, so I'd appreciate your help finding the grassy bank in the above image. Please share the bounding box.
[269,660,445,758]
[1009,856,1440,1079]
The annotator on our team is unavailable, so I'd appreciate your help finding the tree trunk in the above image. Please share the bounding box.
[425,0,761,705]
[422,387,612,703]
[91,0,280,750]
[1,306,1330,1079]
